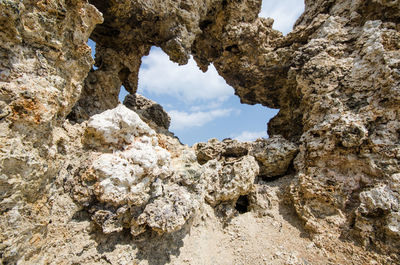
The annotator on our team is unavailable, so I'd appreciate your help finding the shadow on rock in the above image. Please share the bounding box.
[270,175,310,239]
[134,224,190,265]
[86,221,189,265]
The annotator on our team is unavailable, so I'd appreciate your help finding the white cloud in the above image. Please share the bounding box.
[138,48,233,103]
[260,0,304,35]
[189,100,225,112]
[233,130,268,142]
[169,109,234,131]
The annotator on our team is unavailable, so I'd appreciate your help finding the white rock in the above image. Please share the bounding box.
[86,104,155,148]
[88,105,172,207]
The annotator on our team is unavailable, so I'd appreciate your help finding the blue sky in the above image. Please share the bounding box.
[89,0,304,146]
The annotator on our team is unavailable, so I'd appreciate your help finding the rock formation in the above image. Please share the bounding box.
[124,93,171,131]
[0,0,399,264]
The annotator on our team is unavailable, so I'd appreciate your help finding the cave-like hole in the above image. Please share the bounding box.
[259,0,305,35]
[126,47,279,145]
[259,174,285,183]
[235,195,250,214]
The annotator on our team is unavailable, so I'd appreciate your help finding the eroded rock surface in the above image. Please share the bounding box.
[195,136,298,178]
[202,155,259,207]
[72,105,202,236]
[124,93,171,130]
[0,0,399,264]
[250,136,298,177]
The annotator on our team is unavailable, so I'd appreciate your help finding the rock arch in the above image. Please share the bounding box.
[0,0,399,263]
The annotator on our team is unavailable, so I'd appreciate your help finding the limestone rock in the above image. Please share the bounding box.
[195,137,298,179]
[1,0,400,263]
[0,0,103,125]
[354,173,400,248]
[75,105,203,236]
[386,212,400,238]
[124,93,171,130]
[0,1,102,262]
[85,104,156,149]
[138,183,200,234]
[358,185,399,215]
[195,138,249,165]
[249,135,298,177]
[202,156,259,206]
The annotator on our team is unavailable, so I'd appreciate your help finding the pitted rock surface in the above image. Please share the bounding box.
[0,0,399,264]
[73,105,202,236]
[124,93,171,130]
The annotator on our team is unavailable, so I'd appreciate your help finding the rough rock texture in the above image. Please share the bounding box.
[195,138,249,164]
[0,0,102,126]
[355,173,400,248]
[195,136,298,178]
[195,137,298,219]
[177,0,399,256]
[202,155,259,207]
[250,136,298,177]
[72,105,202,236]
[0,1,102,263]
[124,93,171,130]
[1,0,400,264]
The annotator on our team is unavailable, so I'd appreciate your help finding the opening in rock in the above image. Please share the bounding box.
[260,0,305,35]
[259,174,285,183]
[135,47,279,145]
[119,86,129,102]
[235,195,250,214]
[87,38,129,104]
[87,39,97,70]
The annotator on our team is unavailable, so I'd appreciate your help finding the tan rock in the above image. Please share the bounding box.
[1,0,399,263]
[249,135,298,177]
[202,156,259,206]
[124,93,171,130]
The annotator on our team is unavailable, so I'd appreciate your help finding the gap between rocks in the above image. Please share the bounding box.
[83,40,280,146]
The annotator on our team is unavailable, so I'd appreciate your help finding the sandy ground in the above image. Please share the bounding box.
[126,176,388,265]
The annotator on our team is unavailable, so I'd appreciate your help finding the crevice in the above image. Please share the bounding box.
[199,20,213,30]
[235,195,250,214]
[258,174,286,183]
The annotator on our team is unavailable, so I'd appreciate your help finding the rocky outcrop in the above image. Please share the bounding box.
[202,155,259,207]
[0,1,102,263]
[355,174,400,248]
[73,106,285,235]
[195,137,298,178]
[124,93,171,130]
[250,136,298,178]
[71,105,202,236]
[0,0,102,126]
[175,0,400,255]
[0,0,399,264]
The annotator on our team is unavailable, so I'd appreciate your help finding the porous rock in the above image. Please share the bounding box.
[202,155,259,207]
[1,0,399,263]
[76,105,202,236]
[354,173,400,247]
[124,93,171,130]
[85,104,156,149]
[195,136,298,178]
[249,135,298,177]
[195,138,249,165]
[137,183,200,234]
[0,0,103,262]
